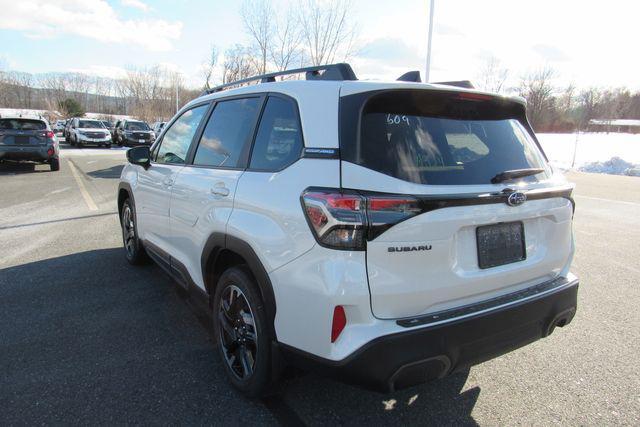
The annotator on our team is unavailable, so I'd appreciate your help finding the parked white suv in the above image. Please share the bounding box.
[69,118,112,148]
[117,64,578,396]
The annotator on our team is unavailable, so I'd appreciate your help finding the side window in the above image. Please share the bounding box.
[156,105,209,165]
[193,97,261,168]
[249,96,303,170]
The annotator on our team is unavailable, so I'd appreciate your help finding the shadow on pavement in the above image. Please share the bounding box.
[1,248,480,425]
[0,161,48,174]
[0,249,271,425]
[87,164,124,179]
[278,368,479,425]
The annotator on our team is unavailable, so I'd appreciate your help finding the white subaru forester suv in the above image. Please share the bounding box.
[117,64,578,397]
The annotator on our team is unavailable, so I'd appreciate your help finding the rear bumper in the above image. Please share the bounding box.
[0,145,56,161]
[279,275,578,392]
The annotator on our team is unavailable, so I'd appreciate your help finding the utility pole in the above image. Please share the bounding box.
[425,0,435,82]
[175,82,179,113]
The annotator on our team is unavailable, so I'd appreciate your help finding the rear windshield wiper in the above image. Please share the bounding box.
[491,168,544,184]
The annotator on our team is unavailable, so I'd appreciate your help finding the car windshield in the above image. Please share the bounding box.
[0,119,46,130]
[101,121,112,127]
[125,122,150,131]
[78,120,105,129]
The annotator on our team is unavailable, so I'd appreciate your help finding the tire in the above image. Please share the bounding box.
[50,158,60,171]
[121,198,147,265]
[105,144,112,149]
[214,266,275,397]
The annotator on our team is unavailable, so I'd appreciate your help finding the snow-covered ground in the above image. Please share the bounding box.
[538,132,640,176]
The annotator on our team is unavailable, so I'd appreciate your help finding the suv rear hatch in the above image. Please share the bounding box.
[0,118,50,146]
[339,88,574,320]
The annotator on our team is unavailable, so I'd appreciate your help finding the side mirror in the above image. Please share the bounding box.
[127,146,151,169]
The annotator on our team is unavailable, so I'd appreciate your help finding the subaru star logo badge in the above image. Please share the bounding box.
[506,192,527,207]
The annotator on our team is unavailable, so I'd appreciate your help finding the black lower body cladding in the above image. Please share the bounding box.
[279,277,578,392]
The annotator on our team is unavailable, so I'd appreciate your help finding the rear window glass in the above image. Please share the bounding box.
[125,122,150,131]
[342,90,550,185]
[0,119,46,130]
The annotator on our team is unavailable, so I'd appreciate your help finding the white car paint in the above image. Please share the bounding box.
[119,77,577,364]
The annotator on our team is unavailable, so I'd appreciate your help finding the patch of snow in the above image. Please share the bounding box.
[537,132,640,176]
[578,157,639,176]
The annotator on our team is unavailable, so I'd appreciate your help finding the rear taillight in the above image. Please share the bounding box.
[301,189,422,250]
[331,306,347,343]
[44,131,55,139]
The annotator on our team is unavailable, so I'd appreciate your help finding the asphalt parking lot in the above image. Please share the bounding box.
[1,141,639,425]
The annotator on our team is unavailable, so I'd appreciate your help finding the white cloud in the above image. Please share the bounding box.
[120,0,150,12]
[0,0,181,51]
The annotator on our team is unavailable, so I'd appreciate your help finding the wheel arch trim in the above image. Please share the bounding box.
[201,232,277,337]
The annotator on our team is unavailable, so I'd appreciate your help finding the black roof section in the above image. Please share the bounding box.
[203,63,357,95]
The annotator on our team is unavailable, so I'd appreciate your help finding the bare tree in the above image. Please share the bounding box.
[201,45,219,90]
[270,9,304,71]
[241,0,274,74]
[519,67,556,130]
[476,56,509,93]
[222,45,259,84]
[298,0,357,66]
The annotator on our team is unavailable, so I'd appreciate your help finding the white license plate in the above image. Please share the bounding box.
[138,139,145,143]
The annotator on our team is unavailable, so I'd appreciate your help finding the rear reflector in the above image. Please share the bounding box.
[331,306,347,343]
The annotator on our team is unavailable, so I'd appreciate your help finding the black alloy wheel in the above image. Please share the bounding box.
[214,266,275,397]
[218,284,258,380]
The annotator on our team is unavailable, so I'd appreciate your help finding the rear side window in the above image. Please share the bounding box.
[0,119,46,130]
[156,105,208,164]
[250,96,303,171]
[342,90,550,185]
[193,97,261,168]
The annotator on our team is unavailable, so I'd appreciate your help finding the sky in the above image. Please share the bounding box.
[0,0,638,90]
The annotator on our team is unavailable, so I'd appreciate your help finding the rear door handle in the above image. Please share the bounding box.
[210,183,230,197]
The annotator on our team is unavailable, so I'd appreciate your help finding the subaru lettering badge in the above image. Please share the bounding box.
[507,192,527,207]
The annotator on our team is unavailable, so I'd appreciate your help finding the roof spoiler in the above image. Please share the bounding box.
[431,80,475,89]
[396,71,422,82]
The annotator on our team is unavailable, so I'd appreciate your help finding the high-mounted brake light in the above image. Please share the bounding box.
[457,92,494,101]
[331,306,347,343]
[301,189,422,249]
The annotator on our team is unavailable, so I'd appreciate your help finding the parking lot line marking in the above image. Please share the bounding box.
[574,195,640,207]
[68,160,99,211]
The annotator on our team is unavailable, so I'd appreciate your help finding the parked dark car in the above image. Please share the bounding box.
[151,121,166,138]
[0,117,60,171]
[53,120,66,134]
[112,120,121,143]
[100,120,114,138]
[63,118,75,141]
[115,120,155,147]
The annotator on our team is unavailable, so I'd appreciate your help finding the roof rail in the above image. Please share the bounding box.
[203,63,357,95]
